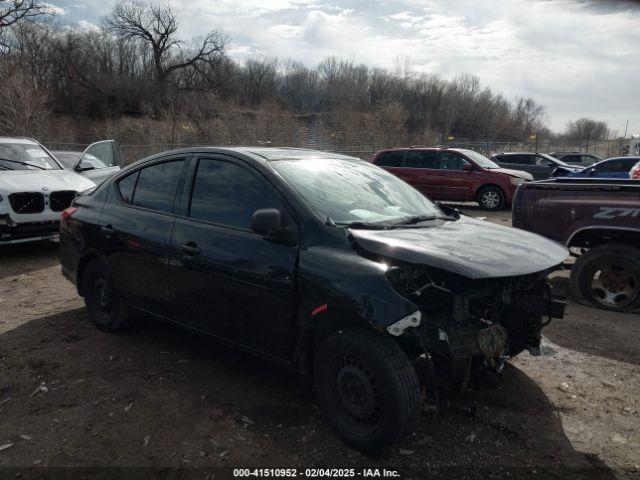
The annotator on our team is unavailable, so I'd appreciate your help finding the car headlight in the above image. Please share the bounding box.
[510,177,525,185]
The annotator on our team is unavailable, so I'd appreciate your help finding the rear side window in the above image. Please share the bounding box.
[563,155,581,163]
[375,151,404,167]
[405,151,438,168]
[188,159,282,230]
[502,155,523,164]
[133,160,185,213]
[117,160,185,213]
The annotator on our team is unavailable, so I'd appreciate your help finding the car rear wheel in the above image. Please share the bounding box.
[477,186,506,210]
[570,243,640,312]
[313,329,421,455]
[83,259,131,332]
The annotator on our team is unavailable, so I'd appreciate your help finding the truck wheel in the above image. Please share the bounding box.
[477,186,506,210]
[83,259,131,332]
[570,243,640,312]
[313,329,421,455]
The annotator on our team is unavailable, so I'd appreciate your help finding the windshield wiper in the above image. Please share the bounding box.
[0,157,46,170]
[390,215,454,226]
[340,221,392,230]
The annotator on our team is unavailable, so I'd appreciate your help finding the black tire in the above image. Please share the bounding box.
[83,259,131,332]
[476,186,506,210]
[313,329,421,455]
[570,243,640,312]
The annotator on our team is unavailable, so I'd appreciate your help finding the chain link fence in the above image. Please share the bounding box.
[40,119,628,165]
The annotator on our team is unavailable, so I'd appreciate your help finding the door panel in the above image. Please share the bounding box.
[398,150,442,199]
[169,157,298,360]
[437,152,477,201]
[99,158,187,318]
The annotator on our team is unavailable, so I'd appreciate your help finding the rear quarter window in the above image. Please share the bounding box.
[117,171,138,204]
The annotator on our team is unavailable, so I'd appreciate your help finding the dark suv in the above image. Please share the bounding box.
[371,147,533,210]
[60,147,566,453]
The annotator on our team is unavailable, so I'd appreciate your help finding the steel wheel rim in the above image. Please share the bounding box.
[482,191,500,208]
[93,278,113,314]
[331,353,384,431]
[590,263,639,308]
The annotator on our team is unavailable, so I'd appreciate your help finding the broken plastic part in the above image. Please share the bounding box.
[386,310,422,336]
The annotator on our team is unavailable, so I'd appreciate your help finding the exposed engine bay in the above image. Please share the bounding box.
[384,263,566,394]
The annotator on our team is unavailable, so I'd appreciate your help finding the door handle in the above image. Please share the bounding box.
[180,242,201,256]
[101,224,115,238]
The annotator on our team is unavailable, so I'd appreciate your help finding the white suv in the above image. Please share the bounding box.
[0,137,96,245]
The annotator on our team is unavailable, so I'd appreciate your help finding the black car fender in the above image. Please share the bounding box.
[292,245,419,373]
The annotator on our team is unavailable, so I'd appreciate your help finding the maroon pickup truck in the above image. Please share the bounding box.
[512,178,640,312]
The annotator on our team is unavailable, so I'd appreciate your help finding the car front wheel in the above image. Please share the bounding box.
[477,186,506,210]
[313,329,421,455]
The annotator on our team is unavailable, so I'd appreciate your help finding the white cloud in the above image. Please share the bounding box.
[43,2,66,15]
[46,0,640,134]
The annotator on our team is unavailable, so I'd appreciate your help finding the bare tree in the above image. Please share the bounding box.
[104,0,226,84]
[0,0,51,50]
[565,118,610,147]
[0,67,49,136]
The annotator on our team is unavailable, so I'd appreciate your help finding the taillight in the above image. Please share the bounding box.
[61,207,77,223]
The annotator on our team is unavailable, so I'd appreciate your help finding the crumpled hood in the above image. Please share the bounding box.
[0,170,95,192]
[491,168,534,181]
[349,216,568,279]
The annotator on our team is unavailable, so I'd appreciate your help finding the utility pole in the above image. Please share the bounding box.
[623,120,629,139]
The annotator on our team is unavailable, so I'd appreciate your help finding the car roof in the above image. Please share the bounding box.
[0,137,39,145]
[494,152,538,155]
[143,146,362,165]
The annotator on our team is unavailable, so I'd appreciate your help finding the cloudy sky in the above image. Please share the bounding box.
[48,0,640,135]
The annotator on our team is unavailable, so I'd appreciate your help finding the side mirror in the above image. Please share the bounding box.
[463,162,473,172]
[75,163,95,172]
[588,169,596,176]
[250,208,283,235]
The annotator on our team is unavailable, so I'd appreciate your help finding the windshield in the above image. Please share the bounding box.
[540,153,567,166]
[461,149,500,169]
[0,142,61,170]
[271,157,447,226]
[52,151,79,169]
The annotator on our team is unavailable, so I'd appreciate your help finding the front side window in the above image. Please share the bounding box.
[117,160,185,213]
[271,157,445,226]
[0,142,61,170]
[458,149,500,169]
[440,152,470,171]
[79,141,118,170]
[189,159,283,230]
[535,155,554,166]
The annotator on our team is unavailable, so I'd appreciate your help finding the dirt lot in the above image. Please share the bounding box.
[0,207,638,479]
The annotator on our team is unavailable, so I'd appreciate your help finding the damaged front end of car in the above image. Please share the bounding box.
[383,262,565,393]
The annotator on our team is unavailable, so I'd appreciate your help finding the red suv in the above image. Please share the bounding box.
[371,147,533,210]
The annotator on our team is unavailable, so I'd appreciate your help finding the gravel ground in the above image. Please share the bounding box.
[0,207,638,479]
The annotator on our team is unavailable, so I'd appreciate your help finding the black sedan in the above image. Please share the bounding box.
[59,147,567,453]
